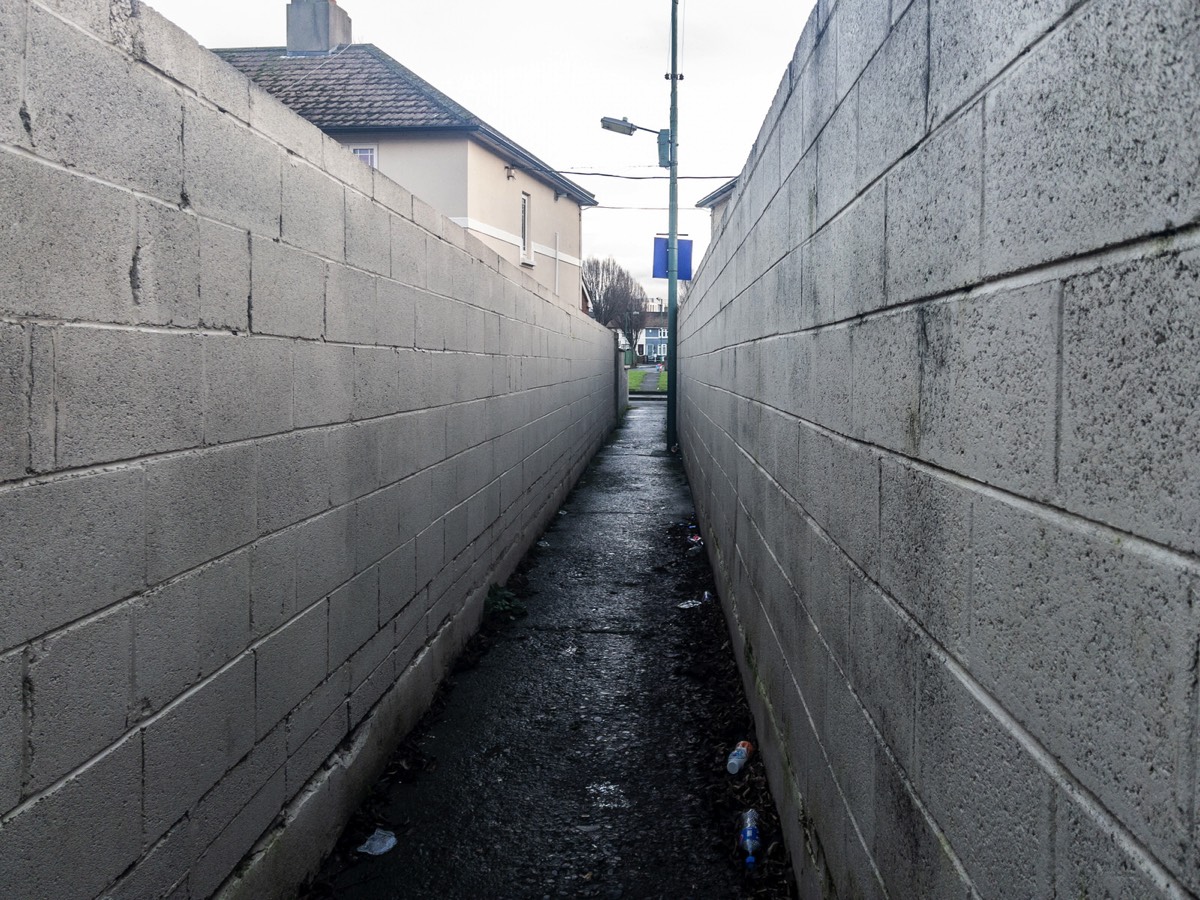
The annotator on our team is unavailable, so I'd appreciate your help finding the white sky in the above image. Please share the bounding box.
[144,0,818,296]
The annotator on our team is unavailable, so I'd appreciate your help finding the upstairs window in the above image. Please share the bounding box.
[350,145,377,168]
[520,193,534,265]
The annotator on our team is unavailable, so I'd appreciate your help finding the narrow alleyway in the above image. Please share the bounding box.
[299,404,796,899]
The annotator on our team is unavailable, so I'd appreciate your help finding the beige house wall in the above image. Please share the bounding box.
[333,135,585,308]
[336,133,470,218]
[464,141,584,307]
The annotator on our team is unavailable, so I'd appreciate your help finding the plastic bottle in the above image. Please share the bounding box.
[726,740,754,774]
[738,809,761,870]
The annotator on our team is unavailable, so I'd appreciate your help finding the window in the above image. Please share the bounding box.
[520,192,534,265]
[350,145,377,168]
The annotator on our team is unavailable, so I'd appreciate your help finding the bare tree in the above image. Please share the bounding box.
[617,301,648,357]
[582,256,649,355]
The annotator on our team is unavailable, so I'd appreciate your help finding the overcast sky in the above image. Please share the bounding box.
[145,0,818,296]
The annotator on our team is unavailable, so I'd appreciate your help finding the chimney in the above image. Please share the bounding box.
[286,0,352,55]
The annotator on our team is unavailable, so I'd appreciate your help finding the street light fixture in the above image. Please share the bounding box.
[599,116,644,136]
[600,0,682,452]
[601,117,672,168]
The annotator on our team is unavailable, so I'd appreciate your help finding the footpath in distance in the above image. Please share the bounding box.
[302,403,797,899]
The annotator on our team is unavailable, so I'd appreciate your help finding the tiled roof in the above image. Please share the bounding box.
[212,44,595,206]
[212,44,479,131]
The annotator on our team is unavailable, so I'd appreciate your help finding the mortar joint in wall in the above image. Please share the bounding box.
[178,103,189,209]
[923,0,931,132]
[322,262,330,340]
[22,325,33,476]
[1189,630,1199,847]
[130,245,143,306]
[14,0,27,132]
[130,694,154,727]
[48,328,58,469]
[20,647,33,800]
[1052,282,1065,488]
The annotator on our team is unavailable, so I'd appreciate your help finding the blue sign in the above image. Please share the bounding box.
[652,237,693,281]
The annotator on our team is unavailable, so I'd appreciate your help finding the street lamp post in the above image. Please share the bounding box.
[665,0,680,452]
[600,0,681,453]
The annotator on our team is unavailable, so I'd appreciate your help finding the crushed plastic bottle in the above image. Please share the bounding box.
[726,740,754,774]
[738,809,761,870]
[356,828,397,856]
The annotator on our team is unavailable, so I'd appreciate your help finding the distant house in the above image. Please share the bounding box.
[215,0,596,307]
[640,311,669,362]
[695,178,737,239]
[615,308,668,364]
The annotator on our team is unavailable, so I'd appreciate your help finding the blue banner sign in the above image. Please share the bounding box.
[653,237,693,281]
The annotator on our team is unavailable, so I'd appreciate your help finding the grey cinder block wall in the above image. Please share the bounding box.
[679,0,1199,897]
[0,2,617,898]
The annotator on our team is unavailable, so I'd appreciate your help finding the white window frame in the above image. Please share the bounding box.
[520,192,535,266]
[349,144,378,169]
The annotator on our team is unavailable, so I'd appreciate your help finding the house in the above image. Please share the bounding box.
[614,308,668,364]
[638,306,668,362]
[214,0,596,307]
[641,311,669,363]
[695,177,738,239]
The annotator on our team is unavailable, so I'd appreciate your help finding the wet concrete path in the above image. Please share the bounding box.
[305,404,793,899]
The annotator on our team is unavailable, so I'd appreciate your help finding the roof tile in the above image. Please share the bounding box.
[213,44,480,130]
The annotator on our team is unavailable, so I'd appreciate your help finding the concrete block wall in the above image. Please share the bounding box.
[0,2,616,898]
[678,1,1200,896]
